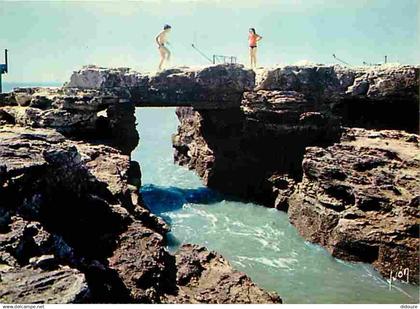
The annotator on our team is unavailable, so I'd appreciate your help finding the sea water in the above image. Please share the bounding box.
[133,107,419,304]
[2,82,63,93]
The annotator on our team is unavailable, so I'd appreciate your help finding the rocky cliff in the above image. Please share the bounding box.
[0,64,282,304]
[255,65,419,133]
[173,65,418,204]
[173,89,341,205]
[172,64,419,283]
[289,128,419,283]
[0,87,138,155]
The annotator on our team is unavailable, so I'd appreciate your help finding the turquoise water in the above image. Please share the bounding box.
[133,107,419,304]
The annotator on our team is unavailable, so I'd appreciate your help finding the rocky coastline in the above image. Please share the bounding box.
[172,64,419,284]
[0,65,281,303]
[0,63,418,303]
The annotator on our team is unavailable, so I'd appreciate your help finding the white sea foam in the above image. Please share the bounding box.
[171,213,194,219]
[192,208,218,227]
[236,255,298,270]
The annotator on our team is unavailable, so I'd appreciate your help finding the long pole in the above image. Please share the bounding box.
[5,49,8,73]
[191,44,213,64]
[332,54,350,66]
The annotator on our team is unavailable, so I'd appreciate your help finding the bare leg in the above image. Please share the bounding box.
[158,47,167,71]
[249,48,254,68]
[251,48,257,69]
[165,47,171,62]
[158,46,171,70]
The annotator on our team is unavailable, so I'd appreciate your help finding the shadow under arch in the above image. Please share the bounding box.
[140,184,228,251]
[140,184,225,218]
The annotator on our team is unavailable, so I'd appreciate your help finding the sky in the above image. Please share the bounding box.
[0,0,418,82]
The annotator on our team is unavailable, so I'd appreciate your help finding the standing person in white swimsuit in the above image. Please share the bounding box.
[156,24,172,71]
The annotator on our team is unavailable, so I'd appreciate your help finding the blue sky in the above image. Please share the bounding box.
[0,0,418,82]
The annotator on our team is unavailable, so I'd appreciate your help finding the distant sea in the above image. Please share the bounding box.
[2,82,63,93]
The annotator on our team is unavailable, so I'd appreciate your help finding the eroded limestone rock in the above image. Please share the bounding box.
[0,265,90,304]
[0,88,138,154]
[255,64,419,132]
[66,64,255,108]
[288,128,419,283]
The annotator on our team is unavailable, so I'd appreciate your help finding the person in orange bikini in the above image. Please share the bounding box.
[248,28,263,69]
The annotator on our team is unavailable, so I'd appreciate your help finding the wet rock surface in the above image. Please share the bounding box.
[288,128,419,283]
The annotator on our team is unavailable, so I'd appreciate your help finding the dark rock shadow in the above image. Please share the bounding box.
[140,184,236,253]
[140,184,224,223]
[139,183,249,230]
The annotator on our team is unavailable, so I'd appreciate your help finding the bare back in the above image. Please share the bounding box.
[156,30,168,46]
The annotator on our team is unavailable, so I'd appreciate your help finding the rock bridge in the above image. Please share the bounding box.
[0,63,418,156]
[66,65,256,109]
[64,63,419,113]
